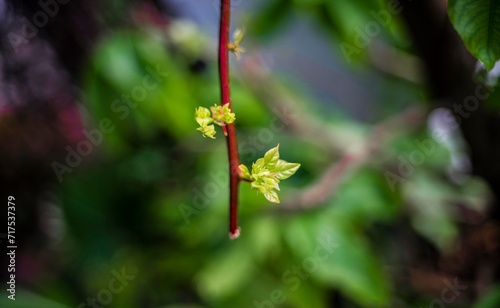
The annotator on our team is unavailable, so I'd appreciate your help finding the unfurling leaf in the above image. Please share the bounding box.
[274,160,301,180]
[211,104,236,126]
[195,107,216,138]
[238,164,253,181]
[233,27,246,46]
[228,28,246,60]
[263,144,280,169]
[245,144,300,204]
[195,107,213,126]
[253,158,266,169]
[197,124,216,139]
[263,190,280,204]
[195,104,236,139]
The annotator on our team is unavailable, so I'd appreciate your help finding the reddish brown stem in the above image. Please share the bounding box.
[219,0,241,239]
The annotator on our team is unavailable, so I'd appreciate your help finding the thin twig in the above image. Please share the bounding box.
[219,0,242,239]
[282,154,355,211]
[280,107,424,210]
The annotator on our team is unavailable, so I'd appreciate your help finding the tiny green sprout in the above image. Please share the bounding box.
[195,104,236,139]
[228,27,246,60]
[211,104,236,126]
[197,124,216,139]
[238,144,300,204]
[195,107,216,139]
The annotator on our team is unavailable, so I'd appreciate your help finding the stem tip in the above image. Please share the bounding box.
[229,227,241,240]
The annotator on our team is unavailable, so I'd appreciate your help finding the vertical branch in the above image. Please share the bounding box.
[219,0,241,239]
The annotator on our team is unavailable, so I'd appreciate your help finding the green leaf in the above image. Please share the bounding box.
[263,144,280,169]
[254,158,265,168]
[264,177,280,191]
[233,27,246,46]
[250,177,277,195]
[263,190,280,203]
[195,107,213,126]
[238,164,253,181]
[448,0,500,70]
[196,124,216,139]
[274,160,301,180]
[247,144,300,204]
[195,106,218,139]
